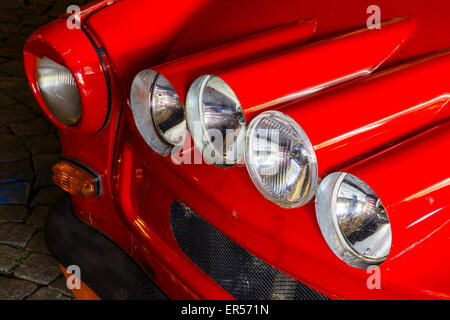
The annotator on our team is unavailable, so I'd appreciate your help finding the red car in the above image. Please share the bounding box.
[23,0,450,300]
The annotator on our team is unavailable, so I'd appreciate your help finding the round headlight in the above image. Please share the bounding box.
[245,111,318,208]
[36,56,82,126]
[315,172,392,269]
[186,75,246,166]
[130,70,186,156]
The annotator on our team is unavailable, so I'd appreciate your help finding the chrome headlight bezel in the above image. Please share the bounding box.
[315,172,392,269]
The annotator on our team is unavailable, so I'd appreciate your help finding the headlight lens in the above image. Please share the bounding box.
[245,111,318,208]
[186,75,246,166]
[36,57,82,126]
[130,70,185,156]
[315,172,392,268]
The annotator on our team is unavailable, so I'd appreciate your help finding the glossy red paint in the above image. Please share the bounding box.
[279,49,450,176]
[341,123,450,299]
[86,0,450,99]
[150,19,317,105]
[23,19,109,135]
[113,140,233,299]
[57,54,129,255]
[23,0,450,300]
[203,17,417,121]
[85,0,211,96]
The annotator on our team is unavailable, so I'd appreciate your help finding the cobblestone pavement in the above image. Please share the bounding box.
[0,0,88,300]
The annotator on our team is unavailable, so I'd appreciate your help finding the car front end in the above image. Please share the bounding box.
[23,0,450,300]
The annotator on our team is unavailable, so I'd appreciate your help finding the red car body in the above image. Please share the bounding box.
[23,0,450,299]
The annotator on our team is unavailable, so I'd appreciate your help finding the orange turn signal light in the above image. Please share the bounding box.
[52,161,99,198]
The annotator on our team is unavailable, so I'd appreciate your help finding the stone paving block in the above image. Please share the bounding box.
[0,182,31,205]
[0,76,37,107]
[0,60,24,78]
[0,104,37,125]
[26,287,71,300]
[26,231,50,255]
[0,245,23,273]
[0,23,22,35]
[0,223,35,248]
[48,276,74,298]
[33,153,61,187]
[20,26,39,36]
[21,15,49,26]
[0,76,24,91]
[31,186,65,207]
[1,34,28,48]
[0,124,8,133]
[27,134,61,155]
[34,171,55,188]
[0,91,16,106]
[0,205,27,223]
[0,159,33,183]
[0,0,91,299]
[26,206,50,228]
[0,10,21,24]
[27,206,50,228]
[0,45,22,60]
[0,134,29,162]
[33,152,62,170]
[8,87,39,108]
[11,117,49,137]
[0,277,37,300]
[0,0,25,10]
[14,253,62,285]
[22,0,53,15]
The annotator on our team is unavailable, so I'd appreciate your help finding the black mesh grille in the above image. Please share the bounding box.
[170,201,328,300]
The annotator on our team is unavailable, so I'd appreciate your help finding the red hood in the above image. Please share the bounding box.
[84,0,450,95]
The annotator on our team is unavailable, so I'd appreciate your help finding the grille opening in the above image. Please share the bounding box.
[170,201,328,300]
